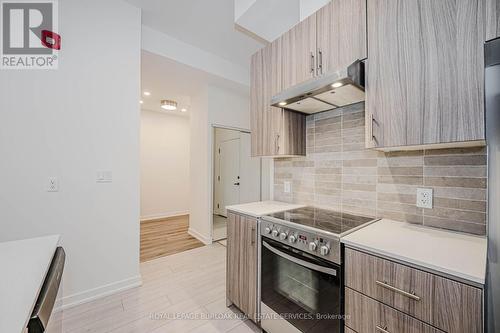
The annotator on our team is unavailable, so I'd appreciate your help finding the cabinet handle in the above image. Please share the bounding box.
[274,134,280,154]
[310,52,315,74]
[371,114,377,143]
[376,325,390,333]
[318,49,323,75]
[375,280,421,301]
[251,227,256,245]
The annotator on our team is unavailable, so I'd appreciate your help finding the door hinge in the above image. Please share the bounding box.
[218,148,221,154]
[217,203,220,209]
[217,175,220,181]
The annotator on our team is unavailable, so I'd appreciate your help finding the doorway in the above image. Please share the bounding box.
[212,127,261,242]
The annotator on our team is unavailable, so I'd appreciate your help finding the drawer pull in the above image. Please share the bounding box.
[375,280,421,301]
[376,325,390,333]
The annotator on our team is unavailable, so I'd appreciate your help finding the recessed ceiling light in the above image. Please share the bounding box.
[143,91,151,96]
[331,82,343,88]
[181,108,187,112]
[161,99,177,111]
[139,100,143,104]
[278,102,287,106]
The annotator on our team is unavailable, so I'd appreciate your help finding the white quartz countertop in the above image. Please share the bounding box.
[226,201,305,218]
[0,235,60,333]
[342,219,487,285]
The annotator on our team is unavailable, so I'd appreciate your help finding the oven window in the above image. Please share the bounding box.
[261,239,341,333]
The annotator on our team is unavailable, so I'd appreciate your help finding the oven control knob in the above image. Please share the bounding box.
[264,226,272,234]
[271,229,279,238]
[288,235,297,243]
[308,241,318,252]
[320,245,330,256]
[279,232,288,241]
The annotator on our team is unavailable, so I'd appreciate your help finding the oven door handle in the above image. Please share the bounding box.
[262,241,337,276]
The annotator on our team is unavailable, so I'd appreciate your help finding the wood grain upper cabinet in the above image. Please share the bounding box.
[250,39,306,157]
[282,13,317,90]
[366,0,486,149]
[486,0,500,41]
[226,212,258,322]
[316,0,367,75]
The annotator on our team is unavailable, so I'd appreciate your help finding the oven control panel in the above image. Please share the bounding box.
[261,221,340,264]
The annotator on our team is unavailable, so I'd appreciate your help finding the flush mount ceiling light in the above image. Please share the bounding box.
[181,108,187,112]
[139,100,143,104]
[161,100,177,111]
[278,102,287,106]
[331,82,343,88]
[143,91,151,96]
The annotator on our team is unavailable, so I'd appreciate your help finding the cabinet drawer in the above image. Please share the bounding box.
[345,288,444,333]
[345,248,483,333]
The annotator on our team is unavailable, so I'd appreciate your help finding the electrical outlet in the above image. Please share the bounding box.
[416,188,433,209]
[284,181,292,193]
[47,177,59,192]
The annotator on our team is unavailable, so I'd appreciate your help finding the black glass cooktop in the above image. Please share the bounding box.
[267,206,375,235]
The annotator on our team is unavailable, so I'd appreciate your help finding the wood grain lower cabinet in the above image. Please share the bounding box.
[345,288,444,333]
[366,0,486,149]
[226,212,258,322]
[345,248,483,333]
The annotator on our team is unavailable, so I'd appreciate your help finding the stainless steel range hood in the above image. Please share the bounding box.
[271,60,365,114]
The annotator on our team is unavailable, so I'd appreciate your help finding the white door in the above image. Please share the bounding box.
[219,138,240,216]
[239,132,262,203]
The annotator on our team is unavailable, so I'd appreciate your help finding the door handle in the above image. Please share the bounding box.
[233,182,240,186]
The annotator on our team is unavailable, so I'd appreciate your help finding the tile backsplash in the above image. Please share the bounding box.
[274,103,487,235]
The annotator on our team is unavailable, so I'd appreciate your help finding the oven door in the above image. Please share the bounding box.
[260,237,341,333]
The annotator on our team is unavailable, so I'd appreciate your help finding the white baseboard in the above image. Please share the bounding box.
[54,275,142,312]
[188,227,211,245]
[140,210,189,221]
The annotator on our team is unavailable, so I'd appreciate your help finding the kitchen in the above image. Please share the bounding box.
[0,0,499,333]
[227,0,498,332]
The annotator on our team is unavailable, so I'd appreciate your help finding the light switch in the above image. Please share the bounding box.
[284,181,292,193]
[96,171,112,183]
[47,177,59,192]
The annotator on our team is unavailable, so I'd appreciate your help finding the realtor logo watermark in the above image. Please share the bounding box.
[1,0,60,69]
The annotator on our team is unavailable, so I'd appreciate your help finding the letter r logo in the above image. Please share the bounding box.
[1,1,55,54]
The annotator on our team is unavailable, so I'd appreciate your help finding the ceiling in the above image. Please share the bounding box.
[125,0,264,67]
[141,50,249,116]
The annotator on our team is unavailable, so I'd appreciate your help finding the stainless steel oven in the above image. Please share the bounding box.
[260,237,341,333]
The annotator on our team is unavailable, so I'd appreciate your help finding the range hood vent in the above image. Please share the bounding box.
[271,60,365,114]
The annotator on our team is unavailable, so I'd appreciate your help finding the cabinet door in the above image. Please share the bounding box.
[316,0,367,74]
[367,0,485,148]
[251,47,278,156]
[250,41,306,157]
[226,212,258,322]
[486,0,500,41]
[282,13,317,90]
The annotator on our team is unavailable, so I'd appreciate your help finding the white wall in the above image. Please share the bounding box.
[140,110,190,220]
[142,26,250,86]
[299,0,331,20]
[0,0,141,309]
[189,85,251,243]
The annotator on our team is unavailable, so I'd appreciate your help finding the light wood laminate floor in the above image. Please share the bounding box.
[140,215,204,262]
[47,244,260,333]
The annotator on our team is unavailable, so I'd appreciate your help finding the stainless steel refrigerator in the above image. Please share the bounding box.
[486,37,500,333]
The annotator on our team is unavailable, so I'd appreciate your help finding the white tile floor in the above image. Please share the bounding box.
[47,244,260,333]
[213,214,227,241]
